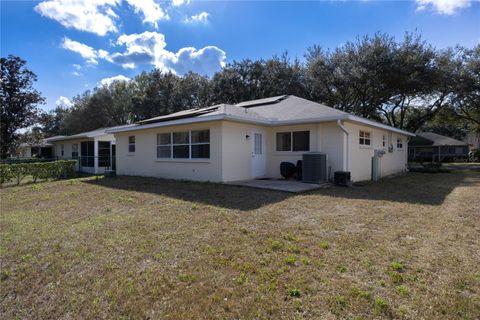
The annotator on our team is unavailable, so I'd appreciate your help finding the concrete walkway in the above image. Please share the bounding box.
[226,179,330,193]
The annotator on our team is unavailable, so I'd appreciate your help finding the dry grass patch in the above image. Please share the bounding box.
[1,170,479,319]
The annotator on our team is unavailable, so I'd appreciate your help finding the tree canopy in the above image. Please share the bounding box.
[5,32,480,152]
[1,55,45,158]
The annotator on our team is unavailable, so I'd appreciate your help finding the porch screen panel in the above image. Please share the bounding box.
[81,141,94,167]
[98,141,111,167]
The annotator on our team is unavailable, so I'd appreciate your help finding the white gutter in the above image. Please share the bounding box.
[336,120,350,172]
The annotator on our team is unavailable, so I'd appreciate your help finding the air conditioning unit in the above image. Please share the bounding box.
[388,145,394,153]
[302,153,327,183]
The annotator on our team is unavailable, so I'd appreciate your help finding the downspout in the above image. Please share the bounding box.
[336,120,350,172]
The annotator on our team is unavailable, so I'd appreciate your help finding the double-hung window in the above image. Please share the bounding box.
[359,131,371,146]
[382,135,387,148]
[191,130,210,158]
[128,136,135,153]
[276,131,310,152]
[173,132,190,158]
[157,129,210,159]
[61,144,65,156]
[396,138,403,149]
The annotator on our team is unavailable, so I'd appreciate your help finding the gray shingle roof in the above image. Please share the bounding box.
[106,95,414,136]
[415,132,468,146]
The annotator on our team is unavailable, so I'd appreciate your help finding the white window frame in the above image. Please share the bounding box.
[60,144,64,156]
[156,129,210,160]
[359,131,371,147]
[128,136,135,153]
[396,137,404,150]
[382,134,387,148]
[275,130,310,152]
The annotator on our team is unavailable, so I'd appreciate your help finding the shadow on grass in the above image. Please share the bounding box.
[82,170,478,209]
[83,175,293,210]
[312,170,479,206]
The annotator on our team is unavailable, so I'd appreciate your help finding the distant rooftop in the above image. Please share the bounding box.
[414,132,468,146]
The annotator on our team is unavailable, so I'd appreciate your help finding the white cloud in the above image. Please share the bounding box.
[185,11,209,24]
[110,31,226,75]
[35,0,120,36]
[99,75,131,86]
[56,96,73,108]
[416,0,471,15]
[35,0,170,35]
[62,32,226,76]
[125,0,169,27]
[61,37,103,64]
[172,0,190,6]
[72,64,82,70]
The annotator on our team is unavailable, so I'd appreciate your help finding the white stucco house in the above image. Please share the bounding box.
[47,125,132,174]
[106,95,414,183]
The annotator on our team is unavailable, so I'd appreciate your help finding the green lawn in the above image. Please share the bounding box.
[1,170,479,319]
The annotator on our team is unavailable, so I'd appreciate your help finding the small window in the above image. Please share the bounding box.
[359,131,371,146]
[128,136,135,153]
[72,143,78,159]
[276,131,310,152]
[61,144,65,156]
[396,138,403,149]
[276,132,291,151]
[382,135,387,148]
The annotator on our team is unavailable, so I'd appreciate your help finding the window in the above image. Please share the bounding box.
[396,138,403,149]
[156,129,210,159]
[98,141,111,167]
[382,135,387,148]
[61,144,65,156]
[128,136,135,153]
[72,144,78,159]
[359,131,371,146]
[276,131,310,152]
[173,131,189,158]
[191,130,210,158]
[157,133,171,158]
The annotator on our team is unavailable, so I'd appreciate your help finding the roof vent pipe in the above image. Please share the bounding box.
[336,120,350,172]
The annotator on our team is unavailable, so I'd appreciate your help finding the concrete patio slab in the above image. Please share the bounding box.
[226,179,330,193]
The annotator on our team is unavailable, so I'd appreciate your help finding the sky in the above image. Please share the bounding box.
[1,0,479,112]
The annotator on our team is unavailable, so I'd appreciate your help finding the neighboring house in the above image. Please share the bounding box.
[48,125,132,174]
[408,132,469,162]
[15,137,62,159]
[107,95,414,182]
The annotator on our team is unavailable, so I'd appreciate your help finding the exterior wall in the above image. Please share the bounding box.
[115,121,223,182]
[265,124,319,179]
[113,119,409,183]
[319,122,346,179]
[345,122,408,182]
[220,121,264,181]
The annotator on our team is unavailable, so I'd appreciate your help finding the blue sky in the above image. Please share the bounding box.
[1,0,479,111]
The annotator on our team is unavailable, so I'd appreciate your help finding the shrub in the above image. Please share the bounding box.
[0,164,13,184]
[0,160,77,185]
